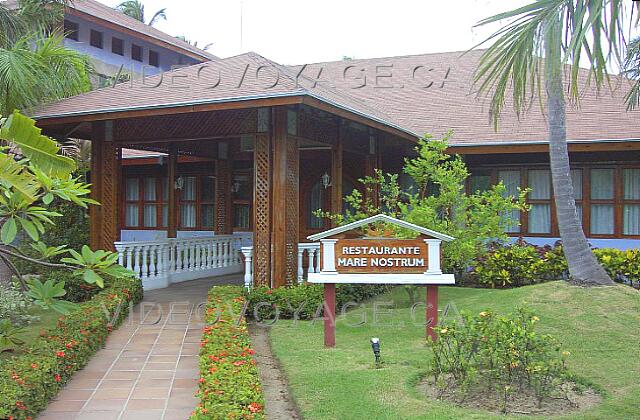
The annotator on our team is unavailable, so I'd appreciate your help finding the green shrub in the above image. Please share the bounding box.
[192,286,265,419]
[245,283,391,321]
[593,248,640,284]
[0,284,39,326]
[42,270,102,303]
[472,241,546,288]
[430,307,570,412]
[0,275,142,419]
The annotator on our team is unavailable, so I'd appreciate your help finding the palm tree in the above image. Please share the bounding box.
[474,1,637,286]
[115,1,167,27]
[623,36,640,110]
[175,35,213,51]
[0,1,91,115]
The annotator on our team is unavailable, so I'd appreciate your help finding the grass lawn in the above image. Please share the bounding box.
[269,282,640,419]
[0,307,59,360]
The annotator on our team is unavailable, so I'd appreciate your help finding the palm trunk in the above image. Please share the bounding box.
[545,33,613,286]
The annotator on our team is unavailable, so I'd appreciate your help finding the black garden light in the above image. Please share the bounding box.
[370,337,381,366]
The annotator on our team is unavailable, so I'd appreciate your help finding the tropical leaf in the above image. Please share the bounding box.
[0,152,38,200]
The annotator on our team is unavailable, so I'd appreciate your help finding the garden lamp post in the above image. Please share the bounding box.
[371,337,381,367]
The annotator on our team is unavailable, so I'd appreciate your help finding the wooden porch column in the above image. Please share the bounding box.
[215,143,233,235]
[253,131,272,287]
[89,121,119,251]
[365,134,381,208]
[272,107,299,287]
[167,144,178,238]
[330,121,343,225]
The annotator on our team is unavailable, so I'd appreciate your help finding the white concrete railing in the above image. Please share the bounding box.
[115,234,251,290]
[240,242,320,289]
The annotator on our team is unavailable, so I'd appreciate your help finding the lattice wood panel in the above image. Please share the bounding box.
[115,109,257,143]
[216,159,232,234]
[100,140,119,251]
[284,136,299,285]
[298,112,338,146]
[253,134,271,287]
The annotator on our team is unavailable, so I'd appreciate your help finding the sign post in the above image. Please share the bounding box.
[307,214,456,348]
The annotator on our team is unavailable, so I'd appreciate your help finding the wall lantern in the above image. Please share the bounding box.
[231,179,242,194]
[371,337,381,367]
[321,172,332,189]
[174,176,185,190]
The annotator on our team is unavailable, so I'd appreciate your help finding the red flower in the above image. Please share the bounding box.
[248,402,263,413]
[247,349,256,355]
[198,377,205,383]
[233,360,246,367]
[56,351,65,358]
[54,374,61,382]
[266,290,273,295]
[30,364,38,369]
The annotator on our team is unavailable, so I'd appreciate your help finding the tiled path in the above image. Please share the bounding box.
[38,275,242,420]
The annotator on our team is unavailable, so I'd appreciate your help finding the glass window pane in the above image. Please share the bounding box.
[144,178,156,201]
[125,178,139,200]
[529,170,551,200]
[623,169,640,200]
[181,204,196,228]
[162,178,169,201]
[234,205,250,229]
[162,204,168,228]
[143,205,157,227]
[232,174,251,201]
[498,170,520,197]
[590,204,614,234]
[623,205,640,235]
[576,204,583,227]
[571,169,583,200]
[201,176,216,202]
[502,209,520,233]
[125,204,139,227]
[201,204,215,228]
[182,177,196,201]
[308,182,324,228]
[470,175,491,193]
[528,204,551,234]
[591,169,614,200]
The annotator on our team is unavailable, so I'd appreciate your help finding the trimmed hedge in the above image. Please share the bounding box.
[246,283,391,320]
[192,286,265,419]
[0,275,143,419]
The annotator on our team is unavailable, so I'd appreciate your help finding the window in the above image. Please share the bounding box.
[528,169,552,234]
[232,173,252,230]
[469,172,492,193]
[498,170,521,233]
[131,44,143,62]
[308,181,324,229]
[343,178,357,216]
[623,168,640,235]
[112,37,124,56]
[200,176,216,229]
[180,177,197,228]
[571,169,583,226]
[64,20,79,41]
[149,50,159,67]
[124,177,167,228]
[590,169,615,235]
[90,29,103,49]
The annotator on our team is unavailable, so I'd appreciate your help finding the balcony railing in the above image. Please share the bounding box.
[240,242,320,289]
[115,233,252,290]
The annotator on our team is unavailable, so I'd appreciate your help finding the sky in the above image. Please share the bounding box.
[100,0,531,65]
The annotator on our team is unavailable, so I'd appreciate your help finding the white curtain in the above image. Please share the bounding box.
[143,205,157,227]
[201,205,215,228]
[498,171,521,233]
[571,169,583,200]
[591,204,614,234]
[181,205,196,228]
[183,177,196,200]
[623,169,640,200]
[162,204,169,228]
[144,177,156,201]
[529,204,551,234]
[125,179,139,227]
[529,170,551,199]
[125,178,139,200]
[624,205,640,235]
[125,204,139,227]
[591,169,614,200]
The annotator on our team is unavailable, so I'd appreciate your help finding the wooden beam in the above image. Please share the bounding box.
[167,145,178,238]
[271,107,299,287]
[448,141,640,155]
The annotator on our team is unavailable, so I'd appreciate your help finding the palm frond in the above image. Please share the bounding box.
[148,8,167,26]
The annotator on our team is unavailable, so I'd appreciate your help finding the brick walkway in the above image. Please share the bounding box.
[38,275,242,420]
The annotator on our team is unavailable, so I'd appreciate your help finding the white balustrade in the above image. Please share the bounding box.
[115,234,246,290]
[240,242,320,289]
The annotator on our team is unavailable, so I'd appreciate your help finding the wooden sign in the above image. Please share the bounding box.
[333,239,428,274]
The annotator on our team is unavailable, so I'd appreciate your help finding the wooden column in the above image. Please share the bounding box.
[330,121,343,225]
[215,144,233,234]
[272,107,299,287]
[253,132,272,287]
[365,135,381,208]
[89,121,118,251]
[167,144,178,238]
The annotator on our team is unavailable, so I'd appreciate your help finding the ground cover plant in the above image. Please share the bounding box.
[269,282,640,419]
[192,285,265,419]
[0,274,142,419]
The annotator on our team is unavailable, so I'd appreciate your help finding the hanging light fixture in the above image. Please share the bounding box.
[174,176,184,190]
[321,172,332,189]
[231,179,242,194]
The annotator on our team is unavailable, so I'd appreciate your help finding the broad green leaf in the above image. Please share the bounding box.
[18,217,39,241]
[0,111,76,176]
[0,153,38,200]
[1,217,17,244]
[43,192,54,205]
[83,269,104,288]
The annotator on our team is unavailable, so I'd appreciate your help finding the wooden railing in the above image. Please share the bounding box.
[240,242,321,289]
[115,233,252,290]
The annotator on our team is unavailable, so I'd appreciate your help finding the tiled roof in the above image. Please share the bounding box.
[31,49,640,146]
[66,0,217,61]
[292,50,639,145]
